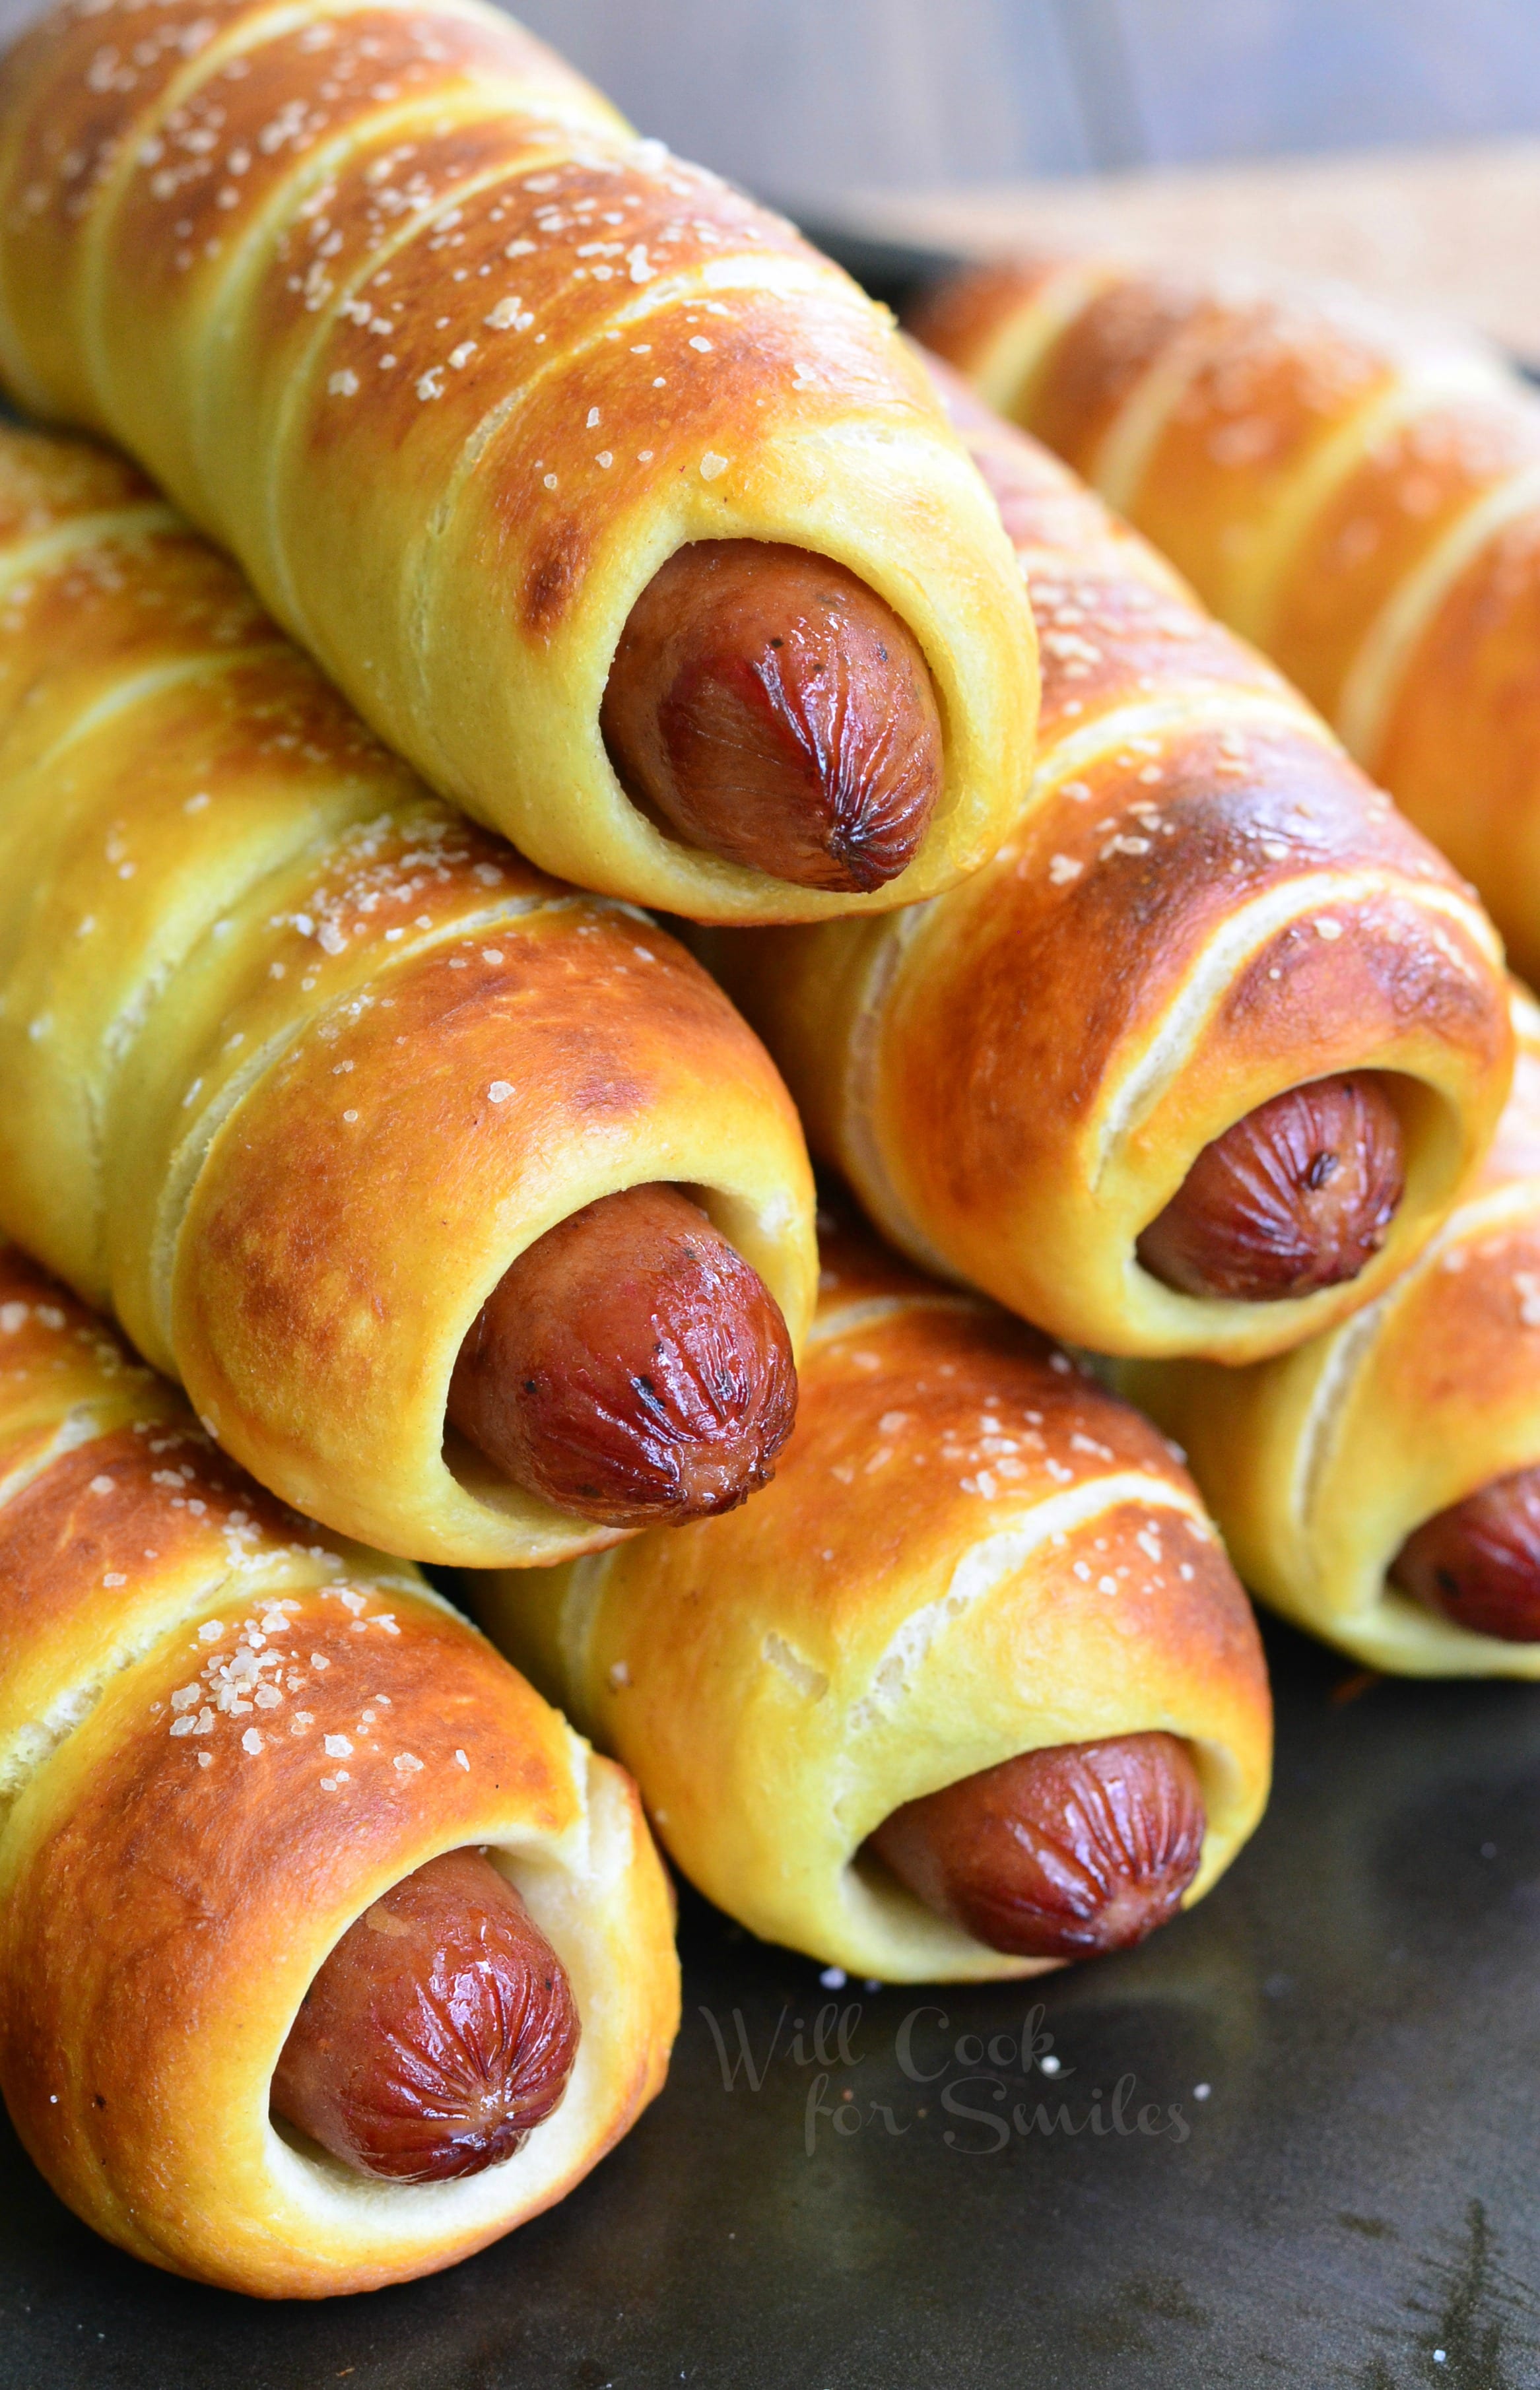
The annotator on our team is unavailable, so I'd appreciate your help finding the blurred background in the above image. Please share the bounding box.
[514,0,1540,197]
[507,0,1540,352]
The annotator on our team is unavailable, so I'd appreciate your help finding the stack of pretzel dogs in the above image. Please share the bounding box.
[913,253,1540,983]
[914,254,1540,1667]
[0,0,1532,2312]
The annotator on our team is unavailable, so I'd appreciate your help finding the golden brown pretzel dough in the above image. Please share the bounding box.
[474,1218,1272,1983]
[914,254,1540,981]
[0,1243,679,2297]
[1123,987,1540,1677]
[698,364,1512,1362]
[0,0,1037,922]
[0,423,816,1563]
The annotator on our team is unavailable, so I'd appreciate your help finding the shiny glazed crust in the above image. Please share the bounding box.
[1123,987,1540,1677]
[913,254,1540,983]
[0,0,1038,923]
[473,1219,1272,1982]
[698,368,1512,1362]
[0,1243,680,2297]
[0,424,817,1562]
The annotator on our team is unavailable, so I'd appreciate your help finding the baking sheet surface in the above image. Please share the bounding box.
[3,1620,1539,2389]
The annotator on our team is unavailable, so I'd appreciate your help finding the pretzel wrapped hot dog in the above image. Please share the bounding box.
[698,362,1512,1362]
[1124,988,1540,1677]
[475,1218,1271,1983]
[0,1244,679,2298]
[0,0,1037,920]
[0,423,817,1564]
[914,255,1540,981]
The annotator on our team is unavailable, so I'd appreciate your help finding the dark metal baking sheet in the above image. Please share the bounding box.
[5,1617,1540,2389]
[793,218,962,317]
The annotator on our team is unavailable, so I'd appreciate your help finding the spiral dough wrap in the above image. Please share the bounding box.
[0,1245,679,2297]
[0,0,1037,921]
[913,253,1540,983]
[1125,987,1540,1677]
[698,362,1512,1363]
[0,423,817,1565]
[475,1217,1271,1983]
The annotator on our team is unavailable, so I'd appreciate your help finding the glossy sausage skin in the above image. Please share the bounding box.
[1391,1465,1540,1642]
[271,1848,580,2182]
[866,1733,1205,1958]
[601,540,944,892]
[448,1183,797,1528]
[1137,1075,1405,1303]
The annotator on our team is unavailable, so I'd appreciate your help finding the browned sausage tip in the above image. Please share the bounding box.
[866,1733,1205,1958]
[1136,1074,1405,1304]
[601,539,943,892]
[271,1847,580,2181]
[448,1182,797,1528]
[1391,1463,1540,1642]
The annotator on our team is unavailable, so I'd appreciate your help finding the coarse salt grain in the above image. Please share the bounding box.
[487,1080,512,1104]
[241,1727,263,1755]
[324,1734,352,1758]
[454,1749,470,1769]
[700,452,728,481]
[393,1751,424,1774]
